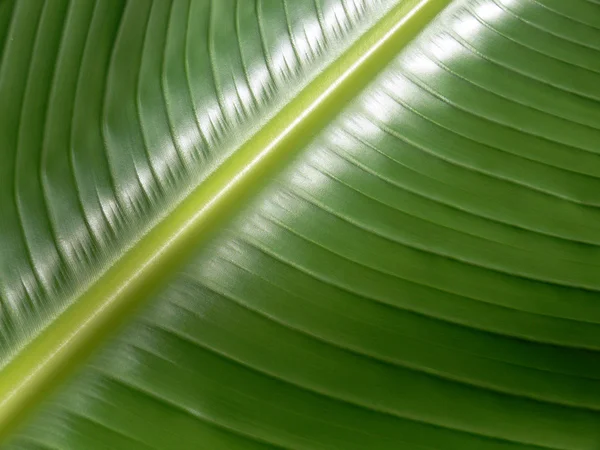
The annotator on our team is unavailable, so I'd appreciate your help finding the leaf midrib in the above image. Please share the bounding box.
[0,0,451,441]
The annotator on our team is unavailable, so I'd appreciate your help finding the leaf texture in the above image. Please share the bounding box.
[4,0,600,449]
[0,0,395,362]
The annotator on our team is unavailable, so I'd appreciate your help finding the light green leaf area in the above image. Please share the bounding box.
[2,0,600,448]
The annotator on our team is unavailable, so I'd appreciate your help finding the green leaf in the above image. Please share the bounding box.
[2,0,600,448]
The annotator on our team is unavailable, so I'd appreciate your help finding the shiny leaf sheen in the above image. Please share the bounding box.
[2,0,600,449]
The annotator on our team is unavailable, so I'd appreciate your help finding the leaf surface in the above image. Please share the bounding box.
[2,0,600,448]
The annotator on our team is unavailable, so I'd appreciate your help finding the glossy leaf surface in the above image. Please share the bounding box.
[2,0,600,448]
[0,0,394,362]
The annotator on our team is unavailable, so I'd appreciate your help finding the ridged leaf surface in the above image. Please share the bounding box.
[2,0,600,449]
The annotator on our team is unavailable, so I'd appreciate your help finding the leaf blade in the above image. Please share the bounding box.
[0,0,451,441]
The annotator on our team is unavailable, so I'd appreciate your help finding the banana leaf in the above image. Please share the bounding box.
[1,0,600,448]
